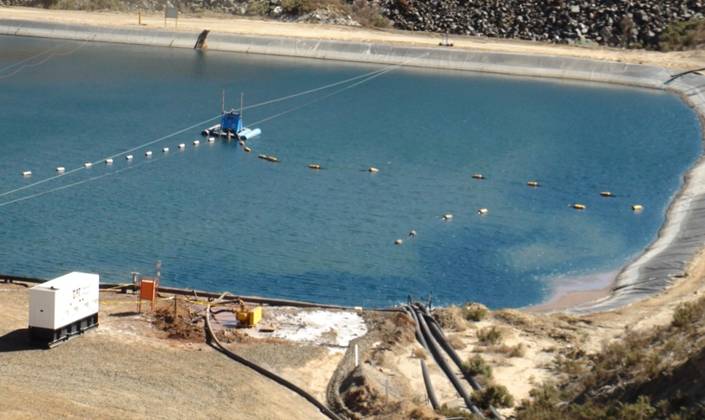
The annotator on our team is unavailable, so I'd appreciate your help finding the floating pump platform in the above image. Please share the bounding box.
[201,91,261,141]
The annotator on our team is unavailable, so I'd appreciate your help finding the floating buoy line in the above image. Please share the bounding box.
[0,52,424,202]
[1,51,648,246]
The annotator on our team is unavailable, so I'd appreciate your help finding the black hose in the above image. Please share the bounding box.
[404,306,430,352]
[417,305,503,420]
[424,314,482,391]
[204,305,342,420]
[420,359,440,410]
[410,305,485,418]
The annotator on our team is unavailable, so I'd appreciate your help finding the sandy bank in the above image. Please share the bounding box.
[1,6,705,314]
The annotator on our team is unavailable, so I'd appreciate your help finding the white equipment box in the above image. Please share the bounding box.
[28,272,99,347]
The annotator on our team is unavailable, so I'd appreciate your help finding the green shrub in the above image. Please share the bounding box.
[616,396,657,420]
[477,326,503,345]
[472,384,514,409]
[281,0,319,15]
[351,0,391,28]
[672,299,705,329]
[437,404,475,419]
[247,0,271,15]
[51,0,126,11]
[463,303,489,322]
[659,18,705,51]
[461,355,492,378]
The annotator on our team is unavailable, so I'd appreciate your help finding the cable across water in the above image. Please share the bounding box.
[0,61,412,200]
[0,54,428,207]
[0,42,88,80]
[0,158,164,208]
[0,44,62,74]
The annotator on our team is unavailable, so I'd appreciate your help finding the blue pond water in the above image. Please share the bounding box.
[0,36,701,308]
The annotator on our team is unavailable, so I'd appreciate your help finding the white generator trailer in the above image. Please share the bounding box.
[28,272,99,347]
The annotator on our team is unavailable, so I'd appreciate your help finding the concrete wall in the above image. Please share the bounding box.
[2,19,705,312]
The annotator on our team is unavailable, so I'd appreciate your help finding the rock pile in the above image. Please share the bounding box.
[3,0,702,48]
[376,0,705,48]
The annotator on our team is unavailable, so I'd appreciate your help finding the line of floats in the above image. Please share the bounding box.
[15,99,645,249]
[17,137,645,212]
[17,133,645,246]
[388,173,644,246]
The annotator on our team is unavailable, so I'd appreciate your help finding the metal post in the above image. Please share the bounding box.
[154,260,161,310]
[384,376,389,403]
[155,260,161,286]
[354,344,359,367]
[240,92,244,122]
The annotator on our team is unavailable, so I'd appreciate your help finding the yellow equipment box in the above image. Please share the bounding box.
[235,305,262,328]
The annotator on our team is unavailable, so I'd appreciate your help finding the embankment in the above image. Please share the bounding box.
[1,18,705,312]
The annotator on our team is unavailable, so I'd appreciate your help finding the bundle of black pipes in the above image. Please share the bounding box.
[404,302,503,420]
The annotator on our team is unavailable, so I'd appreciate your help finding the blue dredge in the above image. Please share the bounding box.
[202,92,262,141]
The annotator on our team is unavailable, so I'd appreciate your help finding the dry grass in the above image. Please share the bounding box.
[461,354,493,379]
[350,0,391,28]
[447,334,467,350]
[517,296,705,419]
[432,306,468,331]
[403,405,441,420]
[437,404,474,419]
[463,303,489,322]
[472,383,514,409]
[476,326,503,345]
[411,347,427,360]
[493,343,526,358]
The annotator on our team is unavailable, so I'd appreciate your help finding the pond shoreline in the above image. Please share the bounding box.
[1,10,704,313]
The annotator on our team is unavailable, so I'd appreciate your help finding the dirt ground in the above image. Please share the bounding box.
[2,249,705,419]
[0,284,327,420]
[416,247,705,412]
[1,6,705,71]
